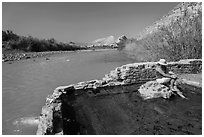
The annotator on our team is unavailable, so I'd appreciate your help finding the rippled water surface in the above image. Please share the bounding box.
[2,50,135,135]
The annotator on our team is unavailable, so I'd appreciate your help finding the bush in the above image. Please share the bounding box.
[158,6,202,61]
[124,2,202,62]
[2,31,86,52]
[2,30,19,42]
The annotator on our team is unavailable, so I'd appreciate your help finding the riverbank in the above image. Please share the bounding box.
[2,48,117,62]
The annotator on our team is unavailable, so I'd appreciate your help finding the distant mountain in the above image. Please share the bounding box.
[90,35,116,47]
[89,35,128,49]
[68,41,89,47]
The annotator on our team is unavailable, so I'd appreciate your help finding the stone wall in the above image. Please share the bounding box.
[36,59,202,135]
[102,59,201,84]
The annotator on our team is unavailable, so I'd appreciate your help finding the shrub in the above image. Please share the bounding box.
[158,6,202,61]
[124,2,202,62]
[2,30,19,42]
[2,31,86,52]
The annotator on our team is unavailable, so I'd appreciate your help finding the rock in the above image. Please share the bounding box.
[138,81,173,100]
[37,106,54,135]
[116,35,127,44]
[87,84,94,89]
[92,80,107,88]
[55,85,75,94]
[116,35,128,50]
[74,82,88,89]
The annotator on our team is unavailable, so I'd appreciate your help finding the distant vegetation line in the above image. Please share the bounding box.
[2,30,86,52]
[124,2,202,62]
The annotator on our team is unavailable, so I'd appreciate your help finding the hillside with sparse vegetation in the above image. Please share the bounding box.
[124,2,202,62]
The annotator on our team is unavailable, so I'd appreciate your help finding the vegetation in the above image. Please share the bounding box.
[2,30,86,52]
[125,2,202,62]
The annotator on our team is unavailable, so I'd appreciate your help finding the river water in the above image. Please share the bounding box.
[2,50,135,135]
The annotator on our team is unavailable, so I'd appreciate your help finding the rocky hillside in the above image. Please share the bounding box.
[125,2,202,62]
[137,2,202,39]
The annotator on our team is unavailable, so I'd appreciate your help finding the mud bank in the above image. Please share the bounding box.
[37,59,202,135]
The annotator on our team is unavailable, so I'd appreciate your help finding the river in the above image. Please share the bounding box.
[2,50,135,135]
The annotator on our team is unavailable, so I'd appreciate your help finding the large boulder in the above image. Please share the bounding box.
[138,81,173,100]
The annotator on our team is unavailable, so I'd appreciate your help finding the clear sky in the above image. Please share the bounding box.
[2,2,179,43]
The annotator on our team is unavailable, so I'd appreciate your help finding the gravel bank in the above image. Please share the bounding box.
[2,49,117,62]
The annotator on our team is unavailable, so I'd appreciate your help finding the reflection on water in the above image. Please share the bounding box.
[12,116,39,134]
[2,50,135,135]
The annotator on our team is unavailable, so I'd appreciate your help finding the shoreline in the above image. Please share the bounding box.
[2,48,118,62]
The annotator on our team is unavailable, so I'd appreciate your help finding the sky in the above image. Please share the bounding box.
[2,2,179,43]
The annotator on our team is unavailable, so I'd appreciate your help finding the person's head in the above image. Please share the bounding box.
[157,59,167,67]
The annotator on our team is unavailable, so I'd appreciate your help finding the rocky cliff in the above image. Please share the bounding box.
[37,59,201,135]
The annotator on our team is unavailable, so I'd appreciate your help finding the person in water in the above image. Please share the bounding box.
[155,59,186,99]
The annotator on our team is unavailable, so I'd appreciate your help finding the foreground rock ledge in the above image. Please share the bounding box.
[37,59,202,135]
